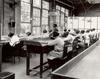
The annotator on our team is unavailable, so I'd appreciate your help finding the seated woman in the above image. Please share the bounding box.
[63,30,76,44]
[20,30,31,38]
[42,29,49,38]
[84,30,90,47]
[63,30,80,59]
[2,32,20,62]
[8,32,20,47]
[47,31,64,71]
[49,24,59,39]
[62,29,69,37]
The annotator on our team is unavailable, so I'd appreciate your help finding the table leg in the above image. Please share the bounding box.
[26,51,30,75]
[24,45,30,75]
[0,44,2,72]
[40,50,43,78]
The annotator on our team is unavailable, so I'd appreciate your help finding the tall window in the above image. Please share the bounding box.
[84,17,91,30]
[68,17,73,29]
[91,17,97,30]
[73,17,79,29]
[56,5,60,27]
[78,17,85,30]
[32,0,49,35]
[65,9,68,28]
[33,0,41,8]
[98,17,100,32]
[56,6,69,32]
[32,8,41,35]
[21,0,31,34]
[21,0,49,35]
[42,1,49,32]
[32,0,41,35]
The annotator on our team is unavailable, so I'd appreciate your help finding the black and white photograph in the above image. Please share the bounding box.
[0,0,100,79]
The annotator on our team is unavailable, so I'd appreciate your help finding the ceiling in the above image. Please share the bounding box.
[57,0,98,16]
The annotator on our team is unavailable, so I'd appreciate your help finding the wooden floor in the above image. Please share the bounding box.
[64,43,100,79]
[2,54,51,79]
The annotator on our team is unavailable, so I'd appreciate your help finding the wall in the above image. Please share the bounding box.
[15,0,21,34]
[2,0,21,35]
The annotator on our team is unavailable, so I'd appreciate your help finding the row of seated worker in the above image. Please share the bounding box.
[62,28,99,46]
[1,26,100,68]
[46,27,100,71]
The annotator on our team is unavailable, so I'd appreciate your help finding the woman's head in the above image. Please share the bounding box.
[69,30,76,36]
[25,30,31,36]
[64,29,67,32]
[81,30,85,34]
[8,32,14,37]
[53,24,57,28]
[53,31,59,38]
[26,32,31,36]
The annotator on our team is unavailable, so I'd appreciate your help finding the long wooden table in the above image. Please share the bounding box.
[51,40,100,79]
[0,37,53,78]
[22,38,54,78]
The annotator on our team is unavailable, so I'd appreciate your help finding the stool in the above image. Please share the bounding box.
[0,72,15,79]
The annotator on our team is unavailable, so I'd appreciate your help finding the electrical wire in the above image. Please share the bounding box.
[79,0,86,16]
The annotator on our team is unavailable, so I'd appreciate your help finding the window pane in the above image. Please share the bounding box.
[61,7,65,12]
[85,17,91,29]
[21,2,30,12]
[33,17,40,26]
[98,17,100,32]
[20,23,31,33]
[33,8,40,17]
[56,5,60,10]
[21,1,30,22]
[33,0,41,8]
[32,27,41,35]
[42,25,48,31]
[43,1,49,9]
[33,8,40,26]
[42,17,48,25]
[42,10,48,17]
[56,10,60,27]
[61,13,64,26]
[21,12,30,22]
[68,17,73,29]
[73,17,79,29]
[79,17,85,30]
[22,0,30,3]
[91,17,97,29]
[66,9,69,16]
[98,17,100,30]
[65,16,68,28]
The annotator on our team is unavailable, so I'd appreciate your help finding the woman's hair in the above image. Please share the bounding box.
[81,30,85,34]
[64,29,67,32]
[8,32,14,37]
[26,32,31,36]
[43,29,47,33]
[53,31,59,37]
[53,24,57,28]
[75,30,80,34]
[86,29,90,33]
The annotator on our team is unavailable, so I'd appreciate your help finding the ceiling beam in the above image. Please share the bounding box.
[56,0,74,9]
